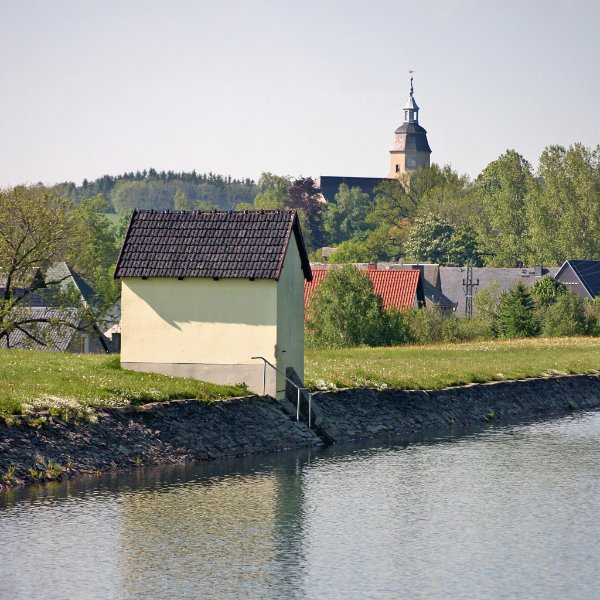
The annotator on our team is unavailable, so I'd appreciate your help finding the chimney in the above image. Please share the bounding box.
[367,262,377,271]
[534,264,543,277]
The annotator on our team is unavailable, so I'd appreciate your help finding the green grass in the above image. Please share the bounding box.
[0,350,247,416]
[2,337,600,418]
[305,337,600,391]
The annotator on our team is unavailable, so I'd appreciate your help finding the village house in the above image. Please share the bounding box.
[305,263,425,314]
[0,262,111,353]
[114,209,312,398]
[439,265,560,318]
[555,260,600,300]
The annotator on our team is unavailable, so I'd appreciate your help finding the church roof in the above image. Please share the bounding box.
[316,176,392,204]
[392,122,432,153]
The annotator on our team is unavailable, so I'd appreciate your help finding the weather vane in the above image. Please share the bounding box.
[409,70,415,95]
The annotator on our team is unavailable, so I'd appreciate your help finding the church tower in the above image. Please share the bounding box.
[388,73,432,178]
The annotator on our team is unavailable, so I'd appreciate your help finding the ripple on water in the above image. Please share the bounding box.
[1,410,599,599]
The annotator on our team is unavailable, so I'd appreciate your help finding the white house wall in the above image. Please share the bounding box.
[120,277,278,395]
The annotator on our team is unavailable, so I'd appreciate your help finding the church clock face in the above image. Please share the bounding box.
[406,157,417,169]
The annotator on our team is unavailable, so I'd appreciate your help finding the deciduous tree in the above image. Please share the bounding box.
[306,265,410,347]
[323,184,374,245]
[527,144,600,264]
[476,150,535,267]
[0,187,91,346]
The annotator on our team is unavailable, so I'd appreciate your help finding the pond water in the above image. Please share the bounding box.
[1,410,599,599]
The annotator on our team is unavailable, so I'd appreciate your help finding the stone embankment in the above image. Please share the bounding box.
[1,375,600,489]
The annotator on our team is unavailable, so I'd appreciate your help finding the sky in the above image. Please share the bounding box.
[1,0,598,187]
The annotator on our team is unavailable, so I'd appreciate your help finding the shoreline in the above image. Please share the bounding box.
[2,374,600,491]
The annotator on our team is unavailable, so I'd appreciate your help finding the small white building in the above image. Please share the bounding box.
[114,209,312,398]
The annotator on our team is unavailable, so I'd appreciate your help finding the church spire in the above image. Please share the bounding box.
[388,70,431,178]
[404,70,419,124]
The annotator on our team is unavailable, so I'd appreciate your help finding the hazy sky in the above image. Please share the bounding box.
[1,0,598,187]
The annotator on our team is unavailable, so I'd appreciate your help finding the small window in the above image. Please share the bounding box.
[396,164,400,172]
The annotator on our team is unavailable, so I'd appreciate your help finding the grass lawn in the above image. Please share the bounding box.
[305,337,600,391]
[0,351,247,416]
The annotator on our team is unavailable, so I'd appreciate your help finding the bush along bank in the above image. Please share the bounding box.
[2,375,600,490]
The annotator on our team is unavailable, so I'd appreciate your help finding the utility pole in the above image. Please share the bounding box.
[462,258,479,318]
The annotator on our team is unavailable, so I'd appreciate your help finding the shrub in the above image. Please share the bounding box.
[454,317,495,341]
[584,298,600,336]
[530,275,567,308]
[404,310,495,344]
[541,291,587,337]
[473,280,502,335]
[404,309,446,344]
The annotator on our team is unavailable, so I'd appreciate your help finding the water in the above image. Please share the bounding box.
[1,411,599,599]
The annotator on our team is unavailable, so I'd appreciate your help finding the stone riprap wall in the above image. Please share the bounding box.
[313,375,600,442]
[0,396,320,487]
[1,375,600,488]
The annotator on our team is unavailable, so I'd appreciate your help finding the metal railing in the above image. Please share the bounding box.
[251,356,312,427]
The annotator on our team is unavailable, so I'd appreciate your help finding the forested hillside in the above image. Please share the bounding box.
[50,169,258,213]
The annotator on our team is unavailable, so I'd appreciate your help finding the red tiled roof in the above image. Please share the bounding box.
[305,268,420,312]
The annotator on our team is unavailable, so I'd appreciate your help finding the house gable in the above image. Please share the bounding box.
[555,260,600,299]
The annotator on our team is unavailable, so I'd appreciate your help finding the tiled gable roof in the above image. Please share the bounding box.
[304,268,421,312]
[114,209,312,281]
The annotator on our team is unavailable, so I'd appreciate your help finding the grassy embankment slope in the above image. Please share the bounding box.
[304,337,600,391]
[0,352,246,416]
[1,338,599,416]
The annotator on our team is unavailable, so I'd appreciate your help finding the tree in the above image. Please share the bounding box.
[174,189,191,210]
[404,214,481,265]
[496,283,537,338]
[476,150,536,266]
[323,184,374,245]
[370,176,417,230]
[253,172,291,209]
[527,144,600,264]
[329,226,401,263]
[306,265,409,347]
[415,164,477,227]
[404,214,452,264]
[0,187,94,346]
[286,177,324,250]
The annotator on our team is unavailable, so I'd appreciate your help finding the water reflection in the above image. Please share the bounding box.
[1,412,599,599]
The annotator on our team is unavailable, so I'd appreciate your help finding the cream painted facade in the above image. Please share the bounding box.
[120,242,305,398]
